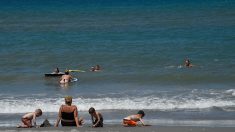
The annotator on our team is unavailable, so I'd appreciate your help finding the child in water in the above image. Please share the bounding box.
[88,107,103,127]
[17,109,42,128]
[123,110,146,127]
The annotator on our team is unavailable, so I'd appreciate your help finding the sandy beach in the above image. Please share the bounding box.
[1,125,235,132]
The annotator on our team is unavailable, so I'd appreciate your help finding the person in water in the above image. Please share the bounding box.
[88,107,103,127]
[60,71,73,84]
[52,67,60,74]
[184,59,193,67]
[17,109,42,128]
[122,110,146,127]
[90,65,101,72]
[55,96,84,127]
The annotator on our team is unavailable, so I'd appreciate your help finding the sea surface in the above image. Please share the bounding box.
[0,0,235,127]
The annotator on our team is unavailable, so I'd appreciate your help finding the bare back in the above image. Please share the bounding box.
[124,114,140,121]
[22,112,35,120]
[59,105,78,118]
[60,75,72,84]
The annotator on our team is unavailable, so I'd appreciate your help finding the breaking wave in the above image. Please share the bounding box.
[1,96,235,113]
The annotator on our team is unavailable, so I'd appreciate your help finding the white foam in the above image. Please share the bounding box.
[225,89,235,96]
[0,96,235,113]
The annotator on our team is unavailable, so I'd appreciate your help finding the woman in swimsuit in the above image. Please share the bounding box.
[55,96,84,127]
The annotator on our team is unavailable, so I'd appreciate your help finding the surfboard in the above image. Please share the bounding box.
[68,70,86,72]
[45,73,64,77]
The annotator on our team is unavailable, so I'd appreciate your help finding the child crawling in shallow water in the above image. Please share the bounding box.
[17,109,42,128]
[123,110,146,127]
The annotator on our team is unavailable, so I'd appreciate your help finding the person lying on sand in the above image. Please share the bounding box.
[17,109,42,128]
[60,71,73,84]
[88,107,103,127]
[122,110,146,127]
[55,96,84,128]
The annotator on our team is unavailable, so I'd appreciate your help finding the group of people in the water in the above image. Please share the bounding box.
[17,96,146,128]
[54,58,193,84]
[50,65,101,84]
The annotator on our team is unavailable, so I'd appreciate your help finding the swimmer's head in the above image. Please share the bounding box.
[90,67,95,71]
[185,58,192,67]
[65,70,69,75]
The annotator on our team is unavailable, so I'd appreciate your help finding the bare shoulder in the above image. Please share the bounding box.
[71,105,78,109]
[23,112,34,119]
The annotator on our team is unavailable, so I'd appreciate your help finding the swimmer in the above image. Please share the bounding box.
[60,71,73,84]
[90,65,101,72]
[184,59,193,67]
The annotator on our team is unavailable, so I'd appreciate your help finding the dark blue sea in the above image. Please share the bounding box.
[0,0,235,127]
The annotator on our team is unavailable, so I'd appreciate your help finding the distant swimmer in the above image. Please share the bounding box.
[60,71,73,84]
[90,65,101,72]
[184,59,193,67]
[52,67,64,74]
[122,110,148,127]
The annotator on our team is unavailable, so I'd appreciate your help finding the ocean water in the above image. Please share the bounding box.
[0,0,235,127]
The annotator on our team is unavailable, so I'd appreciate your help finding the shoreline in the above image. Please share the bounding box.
[1,125,235,132]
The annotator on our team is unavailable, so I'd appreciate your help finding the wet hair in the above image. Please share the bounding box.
[65,71,69,75]
[137,110,145,117]
[35,109,42,115]
[95,65,100,70]
[65,96,72,105]
[185,59,191,66]
[88,107,96,114]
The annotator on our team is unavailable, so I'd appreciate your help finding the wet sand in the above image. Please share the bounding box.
[1,125,235,132]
